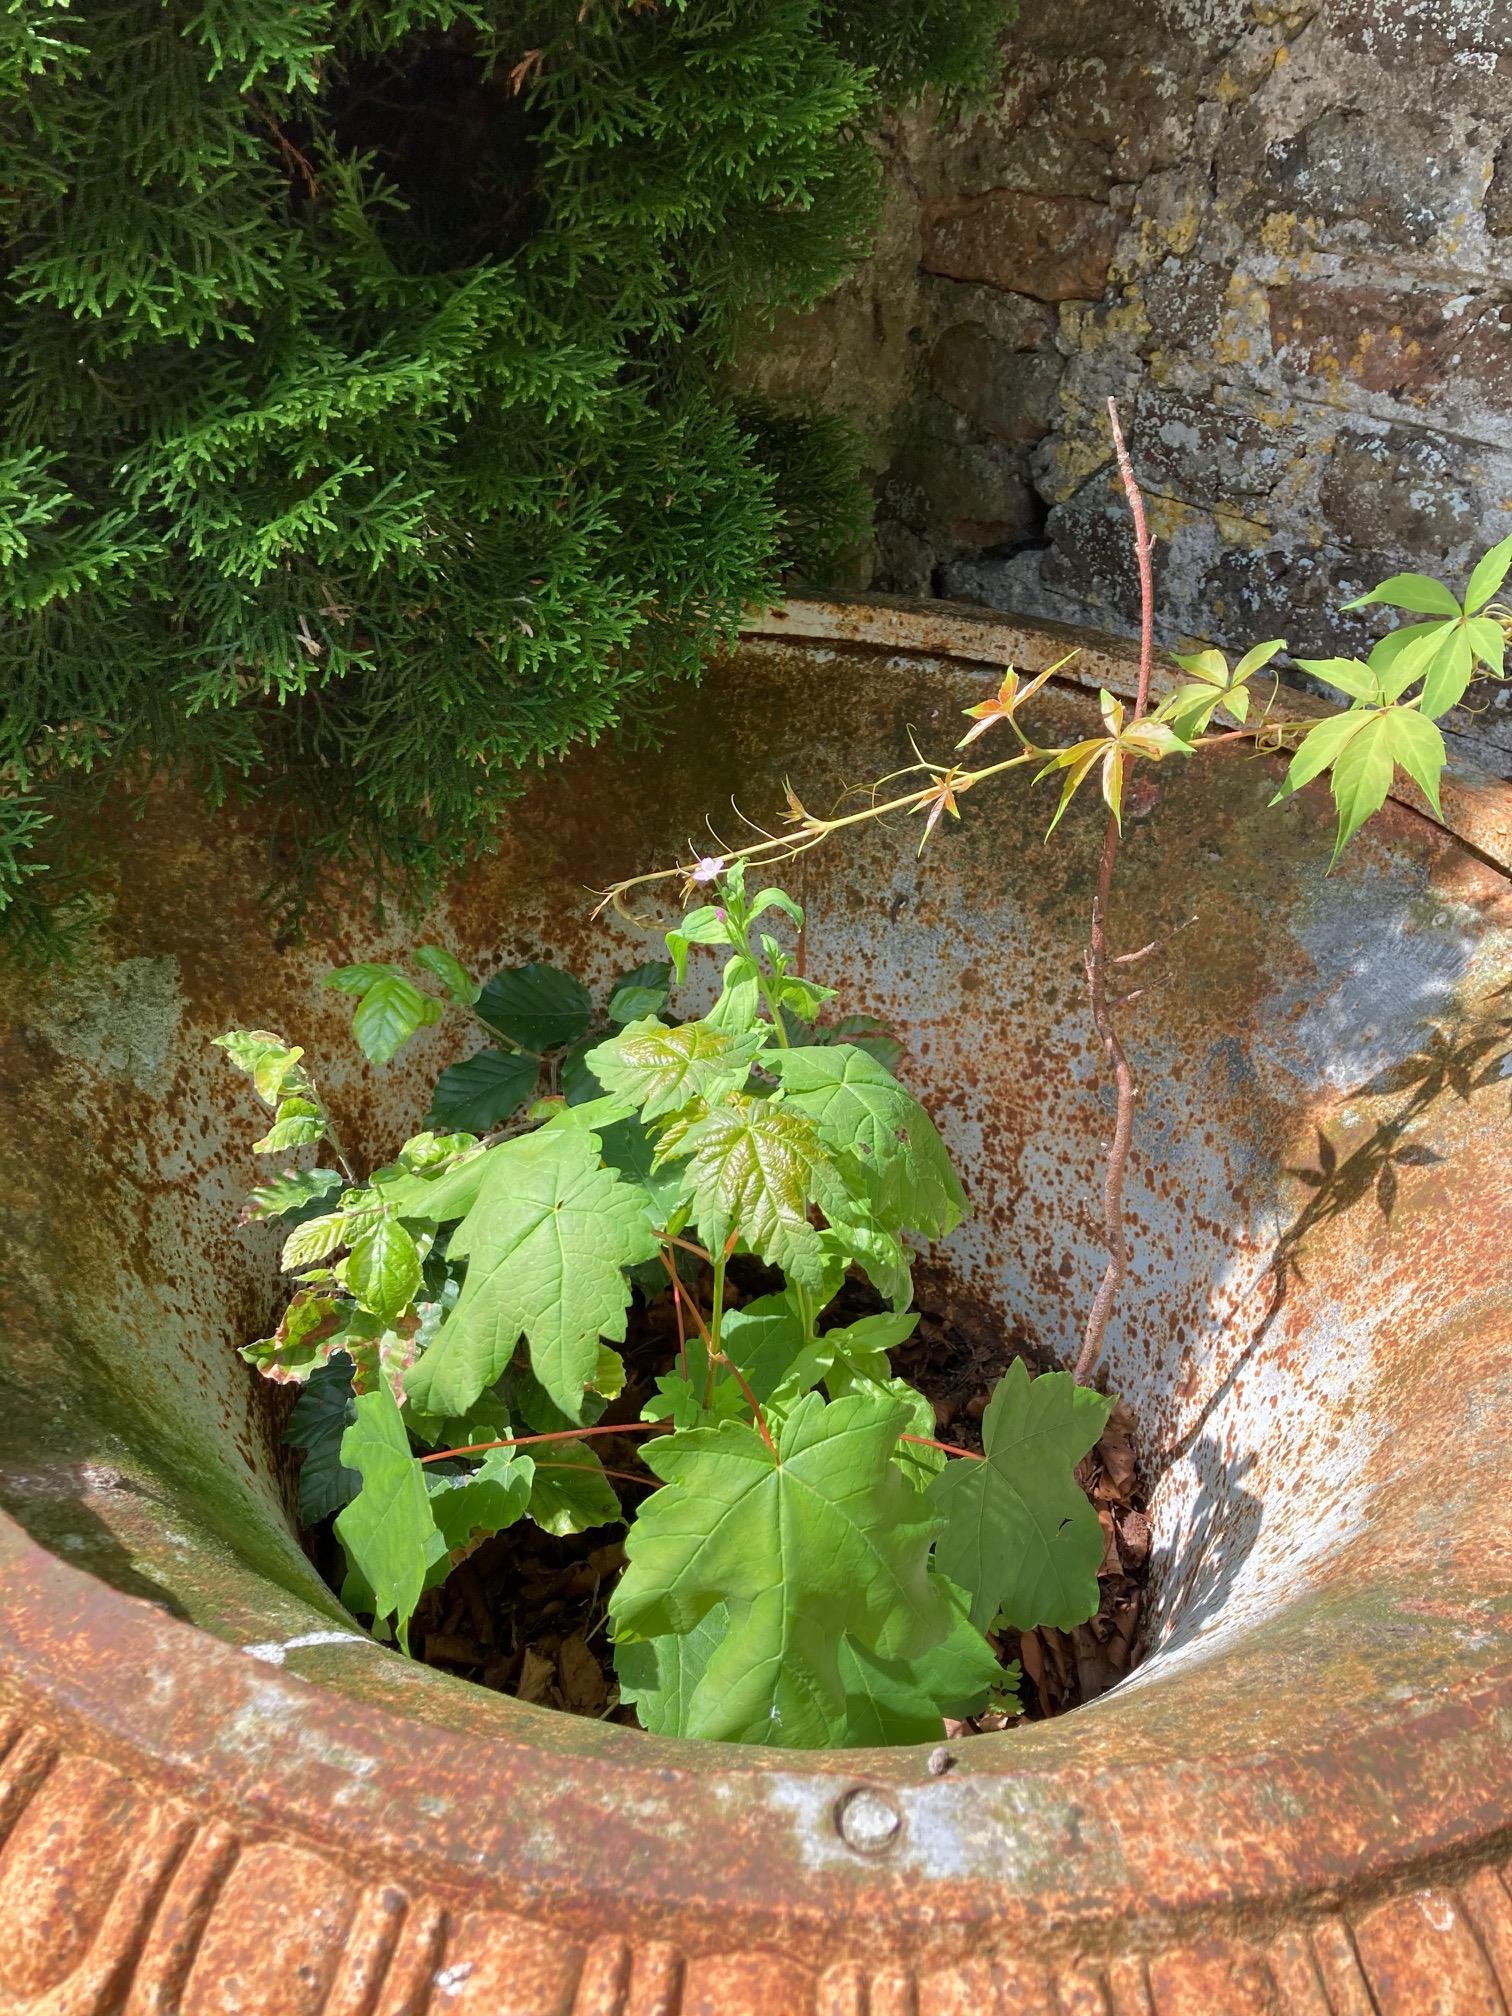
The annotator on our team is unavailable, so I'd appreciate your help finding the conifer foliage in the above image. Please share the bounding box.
[0,0,1008,947]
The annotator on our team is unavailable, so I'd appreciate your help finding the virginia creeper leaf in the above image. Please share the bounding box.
[1343,570,1462,616]
[1465,532,1512,614]
[1385,707,1446,817]
[1465,615,1506,679]
[1323,709,1398,862]
[929,1360,1112,1632]
[403,1124,657,1421]
[1419,627,1476,719]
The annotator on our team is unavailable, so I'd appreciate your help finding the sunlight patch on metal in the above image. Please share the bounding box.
[0,597,1509,2012]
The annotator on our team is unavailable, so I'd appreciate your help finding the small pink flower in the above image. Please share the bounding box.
[690,855,726,886]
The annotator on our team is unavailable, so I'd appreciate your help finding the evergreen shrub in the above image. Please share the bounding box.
[0,0,1011,947]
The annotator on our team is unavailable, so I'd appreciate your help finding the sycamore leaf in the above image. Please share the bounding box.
[838,1577,1002,1744]
[476,963,590,1053]
[403,1124,657,1421]
[284,1358,360,1522]
[642,1364,748,1428]
[597,1113,685,1227]
[661,1093,846,1291]
[526,1439,623,1535]
[243,1166,343,1223]
[610,1390,952,1747]
[585,1017,766,1123]
[427,1048,538,1133]
[425,1448,534,1555]
[372,1143,493,1222]
[334,1382,442,1649]
[1343,570,1463,617]
[809,1013,904,1074]
[413,945,478,1007]
[820,1215,914,1310]
[346,1216,421,1324]
[929,1361,1112,1631]
[719,1293,809,1402]
[1465,531,1512,614]
[766,1044,967,1241]
[616,1605,727,1736]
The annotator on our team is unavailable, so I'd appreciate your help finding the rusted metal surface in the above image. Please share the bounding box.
[0,599,1509,2012]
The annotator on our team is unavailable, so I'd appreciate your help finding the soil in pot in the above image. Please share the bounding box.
[300,1261,1152,1735]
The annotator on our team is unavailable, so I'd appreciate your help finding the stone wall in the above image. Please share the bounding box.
[749,0,1512,775]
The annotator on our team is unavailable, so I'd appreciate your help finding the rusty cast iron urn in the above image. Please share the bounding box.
[2,599,1510,2015]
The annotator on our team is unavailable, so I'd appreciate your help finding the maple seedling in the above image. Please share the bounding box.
[219,871,1112,1741]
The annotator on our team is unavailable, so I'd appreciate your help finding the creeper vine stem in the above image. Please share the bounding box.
[1074,396,1155,1388]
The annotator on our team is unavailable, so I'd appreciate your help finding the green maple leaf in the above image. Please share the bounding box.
[403,1124,657,1422]
[526,1439,624,1535]
[426,1448,533,1555]
[609,1390,951,1747]
[929,1360,1112,1632]
[585,1016,766,1123]
[838,1575,1004,1744]
[615,1605,727,1736]
[765,1044,967,1240]
[334,1383,443,1649]
[661,1092,846,1290]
